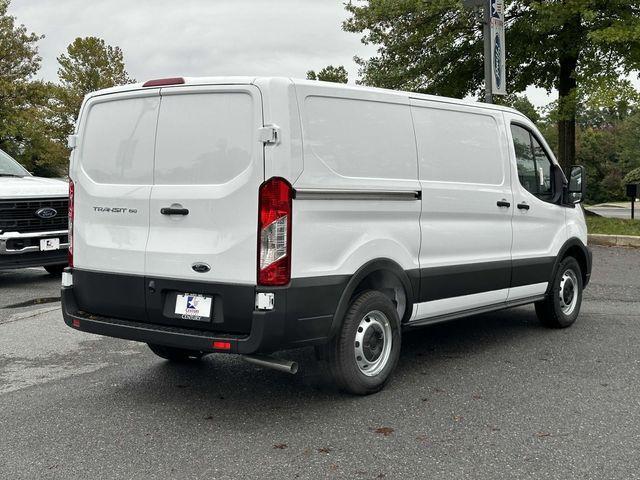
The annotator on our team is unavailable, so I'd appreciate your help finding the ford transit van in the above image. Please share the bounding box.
[62,77,591,394]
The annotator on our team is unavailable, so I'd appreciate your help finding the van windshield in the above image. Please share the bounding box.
[0,149,30,177]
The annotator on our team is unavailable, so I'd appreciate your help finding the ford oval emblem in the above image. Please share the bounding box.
[191,262,211,273]
[35,207,58,219]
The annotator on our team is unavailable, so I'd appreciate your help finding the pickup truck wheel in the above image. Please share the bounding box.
[320,290,401,395]
[44,265,65,276]
[535,256,583,329]
[147,344,206,362]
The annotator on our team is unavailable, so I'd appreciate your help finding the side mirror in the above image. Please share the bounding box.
[568,165,586,204]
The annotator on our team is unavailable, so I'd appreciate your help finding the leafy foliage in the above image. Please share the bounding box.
[53,36,134,141]
[625,166,640,184]
[0,3,134,176]
[0,0,56,175]
[306,65,349,83]
[343,0,640,171]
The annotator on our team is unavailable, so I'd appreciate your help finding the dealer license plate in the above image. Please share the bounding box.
[40,238,60,251]
[174,293,212,321]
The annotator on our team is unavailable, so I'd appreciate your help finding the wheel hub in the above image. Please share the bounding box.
[559,269,579,315]
[362,327,384,361]
[354,310,393,377]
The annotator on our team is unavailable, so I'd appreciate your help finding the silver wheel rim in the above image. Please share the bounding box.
[354,310,393,377]
[559,269,579,315]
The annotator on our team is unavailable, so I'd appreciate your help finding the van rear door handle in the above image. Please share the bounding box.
[161,207,189,215]
[496,200,511,208]
[517,203,530,210]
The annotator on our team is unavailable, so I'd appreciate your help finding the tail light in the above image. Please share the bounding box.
[257,177,292,286]
[68,178,74,268]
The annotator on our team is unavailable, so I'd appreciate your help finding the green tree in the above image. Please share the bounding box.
[344,0,640,173]
[306,65,349,83]
[495,94,541,124]
[0,1,42,160]
[0,1,64,175]
[54,36,134,137]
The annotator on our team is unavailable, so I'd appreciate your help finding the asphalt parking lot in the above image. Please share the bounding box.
[1,246,639,479]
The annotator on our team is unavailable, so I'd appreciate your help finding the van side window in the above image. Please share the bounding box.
[412,105,504,185]
[510,124,553,201]
[304,96,416,180]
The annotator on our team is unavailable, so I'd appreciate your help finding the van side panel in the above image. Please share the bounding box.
[410,99,514,320]
[253,77,304,183]
[291,85,421,286]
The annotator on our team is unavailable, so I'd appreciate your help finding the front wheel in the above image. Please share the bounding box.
[44,264,66,276]
[535,256,583,328]
[147,344,206,362]
[319,290,401,395]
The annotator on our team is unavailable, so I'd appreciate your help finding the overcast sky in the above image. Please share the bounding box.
[9,0,557,106]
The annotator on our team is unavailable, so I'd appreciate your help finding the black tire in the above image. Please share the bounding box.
[147,344,206,362]
[535,256,583,328]
[319,290,401,395]
[44,264,66,276]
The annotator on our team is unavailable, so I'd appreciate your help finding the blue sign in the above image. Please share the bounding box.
[491,0,500,19]
[494,34,502,88]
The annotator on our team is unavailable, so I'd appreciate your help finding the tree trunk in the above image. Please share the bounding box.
[557,14,581,175]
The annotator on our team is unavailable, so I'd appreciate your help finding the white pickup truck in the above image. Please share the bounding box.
[0,148,69,274]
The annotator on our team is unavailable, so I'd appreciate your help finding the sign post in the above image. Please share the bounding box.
[489,0,506,97]
[463,0,506,103]
[483,2,493,103]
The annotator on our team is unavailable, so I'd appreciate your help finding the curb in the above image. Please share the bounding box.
[588,234,640,248]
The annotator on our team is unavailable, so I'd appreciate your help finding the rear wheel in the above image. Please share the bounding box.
[147,344,206,362]
[319,290,401,395]
[535,256,583,328]
[44,264,66,276]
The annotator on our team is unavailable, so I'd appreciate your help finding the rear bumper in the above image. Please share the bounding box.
[62,286,283,354]
[61,269,349,354]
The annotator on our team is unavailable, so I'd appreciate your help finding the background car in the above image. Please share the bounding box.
[0,148,69,275]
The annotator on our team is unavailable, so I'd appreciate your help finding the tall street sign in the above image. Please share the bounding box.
[490,0,506,96]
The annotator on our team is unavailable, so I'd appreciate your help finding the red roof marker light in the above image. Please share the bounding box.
[142,77,185,87]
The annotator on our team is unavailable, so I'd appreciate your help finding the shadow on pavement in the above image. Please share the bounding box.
[99,305,552,418]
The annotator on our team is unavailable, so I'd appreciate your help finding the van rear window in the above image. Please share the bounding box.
[153,92,254,185]
[80,96,159,184]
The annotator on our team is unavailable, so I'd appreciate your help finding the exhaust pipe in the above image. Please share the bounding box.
[242,355,299,375]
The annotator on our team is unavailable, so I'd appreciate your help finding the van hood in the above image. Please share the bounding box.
[0,176,68,199]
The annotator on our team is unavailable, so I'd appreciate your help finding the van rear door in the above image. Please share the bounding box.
[72,90,160,321]
[144,85,264,332]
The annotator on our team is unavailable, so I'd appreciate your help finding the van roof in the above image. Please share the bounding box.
[85,76,524,117]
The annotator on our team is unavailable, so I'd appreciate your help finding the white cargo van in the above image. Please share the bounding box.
[62,77,591,394]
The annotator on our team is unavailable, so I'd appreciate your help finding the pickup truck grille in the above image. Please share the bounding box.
[0,197,69,233]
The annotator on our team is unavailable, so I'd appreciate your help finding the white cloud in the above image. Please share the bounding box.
[8,0,375,84]
[11,0,637,110]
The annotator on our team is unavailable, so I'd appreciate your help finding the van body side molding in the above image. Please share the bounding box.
[293,189,421,201]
